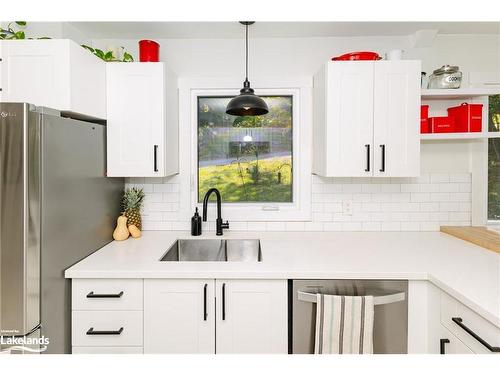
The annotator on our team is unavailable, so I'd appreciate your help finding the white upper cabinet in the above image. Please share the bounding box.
[0,39,106,119]
[313,61,374,177]
[106,62,179,177]
[313,60,421,177]
[373,61,420,177]
[215,279,288,354]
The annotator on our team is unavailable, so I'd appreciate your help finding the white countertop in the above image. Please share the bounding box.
[65,231,500,328]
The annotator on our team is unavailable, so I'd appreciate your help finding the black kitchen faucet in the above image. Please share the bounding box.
[202,188,230,236]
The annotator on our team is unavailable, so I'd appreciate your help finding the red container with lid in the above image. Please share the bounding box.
[420,105,430,133]
[429,116,456,133]
[139,40,160,62]
[447,103,483,132]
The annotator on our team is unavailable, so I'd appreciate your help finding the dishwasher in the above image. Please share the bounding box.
[289,280,408,354]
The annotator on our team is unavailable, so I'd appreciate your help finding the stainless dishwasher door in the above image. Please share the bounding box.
[290,280,408,354]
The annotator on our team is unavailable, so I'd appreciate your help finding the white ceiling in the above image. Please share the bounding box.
[69,22,500,39]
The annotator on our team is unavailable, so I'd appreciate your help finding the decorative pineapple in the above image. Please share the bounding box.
[121,188,145,230]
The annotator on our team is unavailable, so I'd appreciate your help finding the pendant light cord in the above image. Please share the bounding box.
[245,22,249,82]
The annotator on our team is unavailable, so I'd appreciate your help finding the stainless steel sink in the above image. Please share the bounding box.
[160,239,261,262]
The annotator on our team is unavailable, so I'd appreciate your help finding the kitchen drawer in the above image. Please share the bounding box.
[440,292,500,354]
[440,324,473,354]
[72,311,143,347]
[72,346,143,354]
[72,279,143,311]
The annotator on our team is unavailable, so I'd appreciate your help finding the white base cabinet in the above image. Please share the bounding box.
[106,62,178,177]
[313,60,420,177]
[72,278,287,354]
[0,39,106,119]
[144,279,215,354]
[215,279,288,354]
[408,280,500,354]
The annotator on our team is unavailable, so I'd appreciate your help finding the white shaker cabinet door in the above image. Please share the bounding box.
[314,61,374,177]
[215,279,288,354]
[106,62,177,177]
[143,279,215,354]
[373,60,421,177]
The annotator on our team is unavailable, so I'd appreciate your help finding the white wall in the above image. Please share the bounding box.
[8,23,497,230]
[97,32,497,231]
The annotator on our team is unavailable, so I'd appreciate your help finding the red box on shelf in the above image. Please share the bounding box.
[447,103,483,132]
[420,105,430,133]
[429,116,456,133]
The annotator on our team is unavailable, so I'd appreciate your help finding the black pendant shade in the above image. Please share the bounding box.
[226,22,268,117]
[226,80,269,116]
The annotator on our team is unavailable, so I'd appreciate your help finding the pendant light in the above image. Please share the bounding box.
[226,21,269,117]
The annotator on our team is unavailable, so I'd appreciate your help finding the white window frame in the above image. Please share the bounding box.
[181,77,312,222]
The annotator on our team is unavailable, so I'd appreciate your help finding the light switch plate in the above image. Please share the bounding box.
[342,200,353,215]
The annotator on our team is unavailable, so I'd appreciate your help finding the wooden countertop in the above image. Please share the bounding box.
[441,226,500,254]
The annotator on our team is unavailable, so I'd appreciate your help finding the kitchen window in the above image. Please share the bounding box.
[197,96,293,203]
[488,95,500,221]
[190,86,311,222]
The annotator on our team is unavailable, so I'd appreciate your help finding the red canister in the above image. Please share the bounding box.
[139,40,160,62]
[447,103,483,132]
[420,105,430,133]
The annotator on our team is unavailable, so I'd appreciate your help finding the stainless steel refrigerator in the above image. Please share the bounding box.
[0,103,123,354]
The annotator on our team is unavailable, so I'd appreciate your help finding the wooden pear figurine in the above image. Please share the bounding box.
[113,215,130,241]
[128,224,142,239]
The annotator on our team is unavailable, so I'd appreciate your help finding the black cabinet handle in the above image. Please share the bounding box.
[440,338,450,354]
[365,144,370,172]
[203,283,208,321]
[86,291,123,298]
[222,283,226,321]
[153,145,158,172]
[379,144,386,172]
[86,327,123,335]
[452,317,500,352]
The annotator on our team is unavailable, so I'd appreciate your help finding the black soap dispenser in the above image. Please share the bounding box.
[191,207,202,236]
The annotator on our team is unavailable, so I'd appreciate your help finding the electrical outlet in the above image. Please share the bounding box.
[342,200,353,215]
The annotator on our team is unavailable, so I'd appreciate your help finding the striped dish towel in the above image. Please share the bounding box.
[315,294,374,354]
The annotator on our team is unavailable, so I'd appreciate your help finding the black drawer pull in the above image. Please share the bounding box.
[203,283,208,321]
[364,144,370,172]
[452,317,500,352]
[440,338,450,354]
[379,144,386,172]
[154,145,158,172]
[86,291,124,298]
[86,327,124,335]
[222,283,226,321]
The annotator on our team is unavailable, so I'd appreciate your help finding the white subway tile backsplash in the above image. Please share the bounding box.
[381,222,401,231]
[430,173,450,183]
[449,173,471,183]
[125,172,472,233]
[401,184,420,193]
[362,222,381,231]
[266,222,286,231]
[410,193,430,202]
[341,222,362,231]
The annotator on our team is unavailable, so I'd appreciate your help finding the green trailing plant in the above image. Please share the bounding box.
[0,21,50,40]
[0,21,134,62]
[81,45,134,62]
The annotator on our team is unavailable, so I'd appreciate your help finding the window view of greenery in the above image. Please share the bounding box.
[488,95,500,220]
[198,96,292,203]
